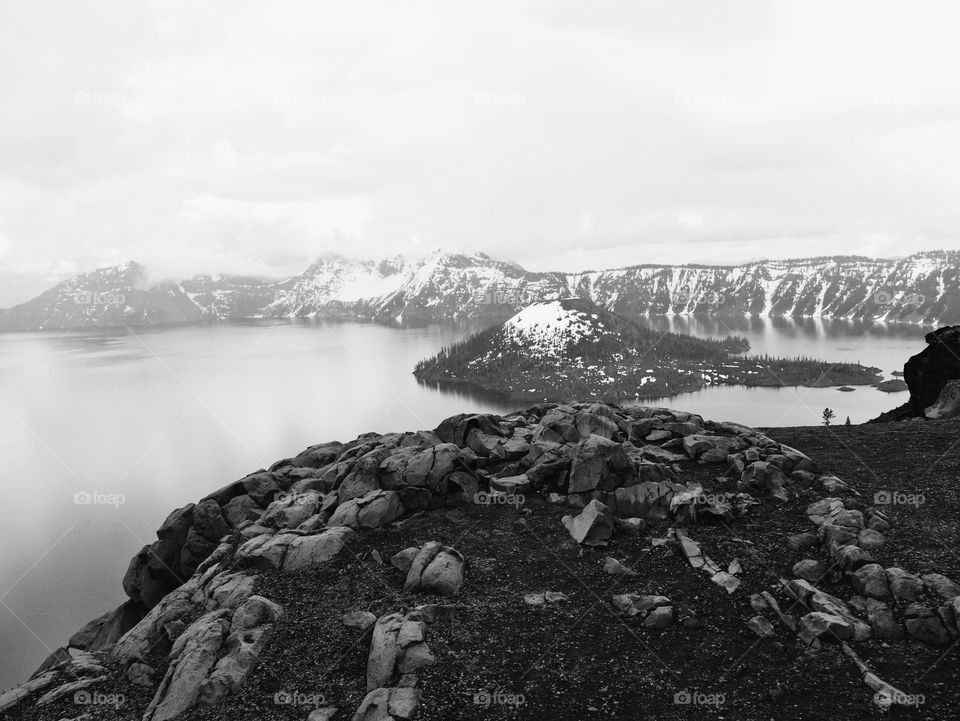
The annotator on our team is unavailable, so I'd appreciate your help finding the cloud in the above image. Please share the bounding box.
[1,0,960,306]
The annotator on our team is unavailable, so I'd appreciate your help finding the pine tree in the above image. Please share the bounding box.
[822,408,835,426]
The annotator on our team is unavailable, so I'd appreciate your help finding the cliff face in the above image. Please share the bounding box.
[2,250,959,331]
[5,404,960,720]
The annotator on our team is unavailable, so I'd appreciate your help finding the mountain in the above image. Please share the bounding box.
[5,404,960,719]
[413,298,880,402]
[3,250,960,331]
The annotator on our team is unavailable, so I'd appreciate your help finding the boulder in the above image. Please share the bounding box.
[352,687,421,721]
[291,441,344,469]
[895,326,960,417]
[887,568,923,601]
[568,436,632,493]
[403,542,465,598]
[793,560,826,583]
[852,564,891,600]
[739,461,789,501]
[328,490,404,529]
[922,573,960,601]
[367,614,434,690]
[681,434,740,460]
[283,526,356,572]
[222,495,263,527]
[798,612,853,645]
[861,597,903,640]
[561,500,614,546]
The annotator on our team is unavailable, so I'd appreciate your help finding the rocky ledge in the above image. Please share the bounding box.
[2,403,959,720]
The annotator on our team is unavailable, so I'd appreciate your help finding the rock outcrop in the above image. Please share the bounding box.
[5,401,960,719]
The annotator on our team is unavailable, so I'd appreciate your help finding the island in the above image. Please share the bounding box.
[413,298,883,403]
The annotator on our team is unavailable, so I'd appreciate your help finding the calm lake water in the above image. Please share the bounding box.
[0,317,924,689]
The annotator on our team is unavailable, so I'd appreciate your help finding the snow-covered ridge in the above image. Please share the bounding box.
[3,250,960,331]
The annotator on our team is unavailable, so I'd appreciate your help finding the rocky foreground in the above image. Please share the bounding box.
[2,404,960,720]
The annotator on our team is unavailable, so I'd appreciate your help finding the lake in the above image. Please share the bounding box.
[0,316,923,689]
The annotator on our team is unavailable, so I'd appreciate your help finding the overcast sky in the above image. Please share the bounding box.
[2,1,960,306]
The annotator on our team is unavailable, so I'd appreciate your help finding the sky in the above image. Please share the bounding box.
[2,0,960,306]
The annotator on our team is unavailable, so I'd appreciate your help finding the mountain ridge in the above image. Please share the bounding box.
[2,250,959,332]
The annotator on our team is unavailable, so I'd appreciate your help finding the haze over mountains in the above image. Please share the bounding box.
[1,250,957,332]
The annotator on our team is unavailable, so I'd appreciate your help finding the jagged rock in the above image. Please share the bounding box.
[343,611,377,631]
[856,528,885,552]
[0,671,58,713]
[793,559,826,583]
[283,526,356,572]
[852,564,891,600]
[127,661,157,688]
[198,596,283,705]
[861,597,904,640]
[391,547,420,573]
[403,542,465,597]
[291,441,344,469]
[561,500,614,546]
[490,474,531,495]
[643,606,674,628]
[261,490,323,528]
[681,434,740,460]
[787,532,818,551]
[69,599,146,652]
[567,435,632,493]
[922,573,960,601]
[206,572,255,610]
[615,517,646,535]
[747,615,775,637]
[143,609,231,721]
[36,675,107,705]
[925,378,960,419]
[367,614,435,690]
[837,545,874,572]
[612,594,673,626]
[806,497,843,525]
[352,687,421,721]
[308,707,340,721]
[236,532,298,570]
[603,557,637,576]
[906,615,950,646]
[898,326,960,416]
[886,568,923,601]
[798,612,853,645]
[222,494,263,527]
[328,490,404,529]
[635,444,685,464]
[739,461,789,500]
[532,407,581,445]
